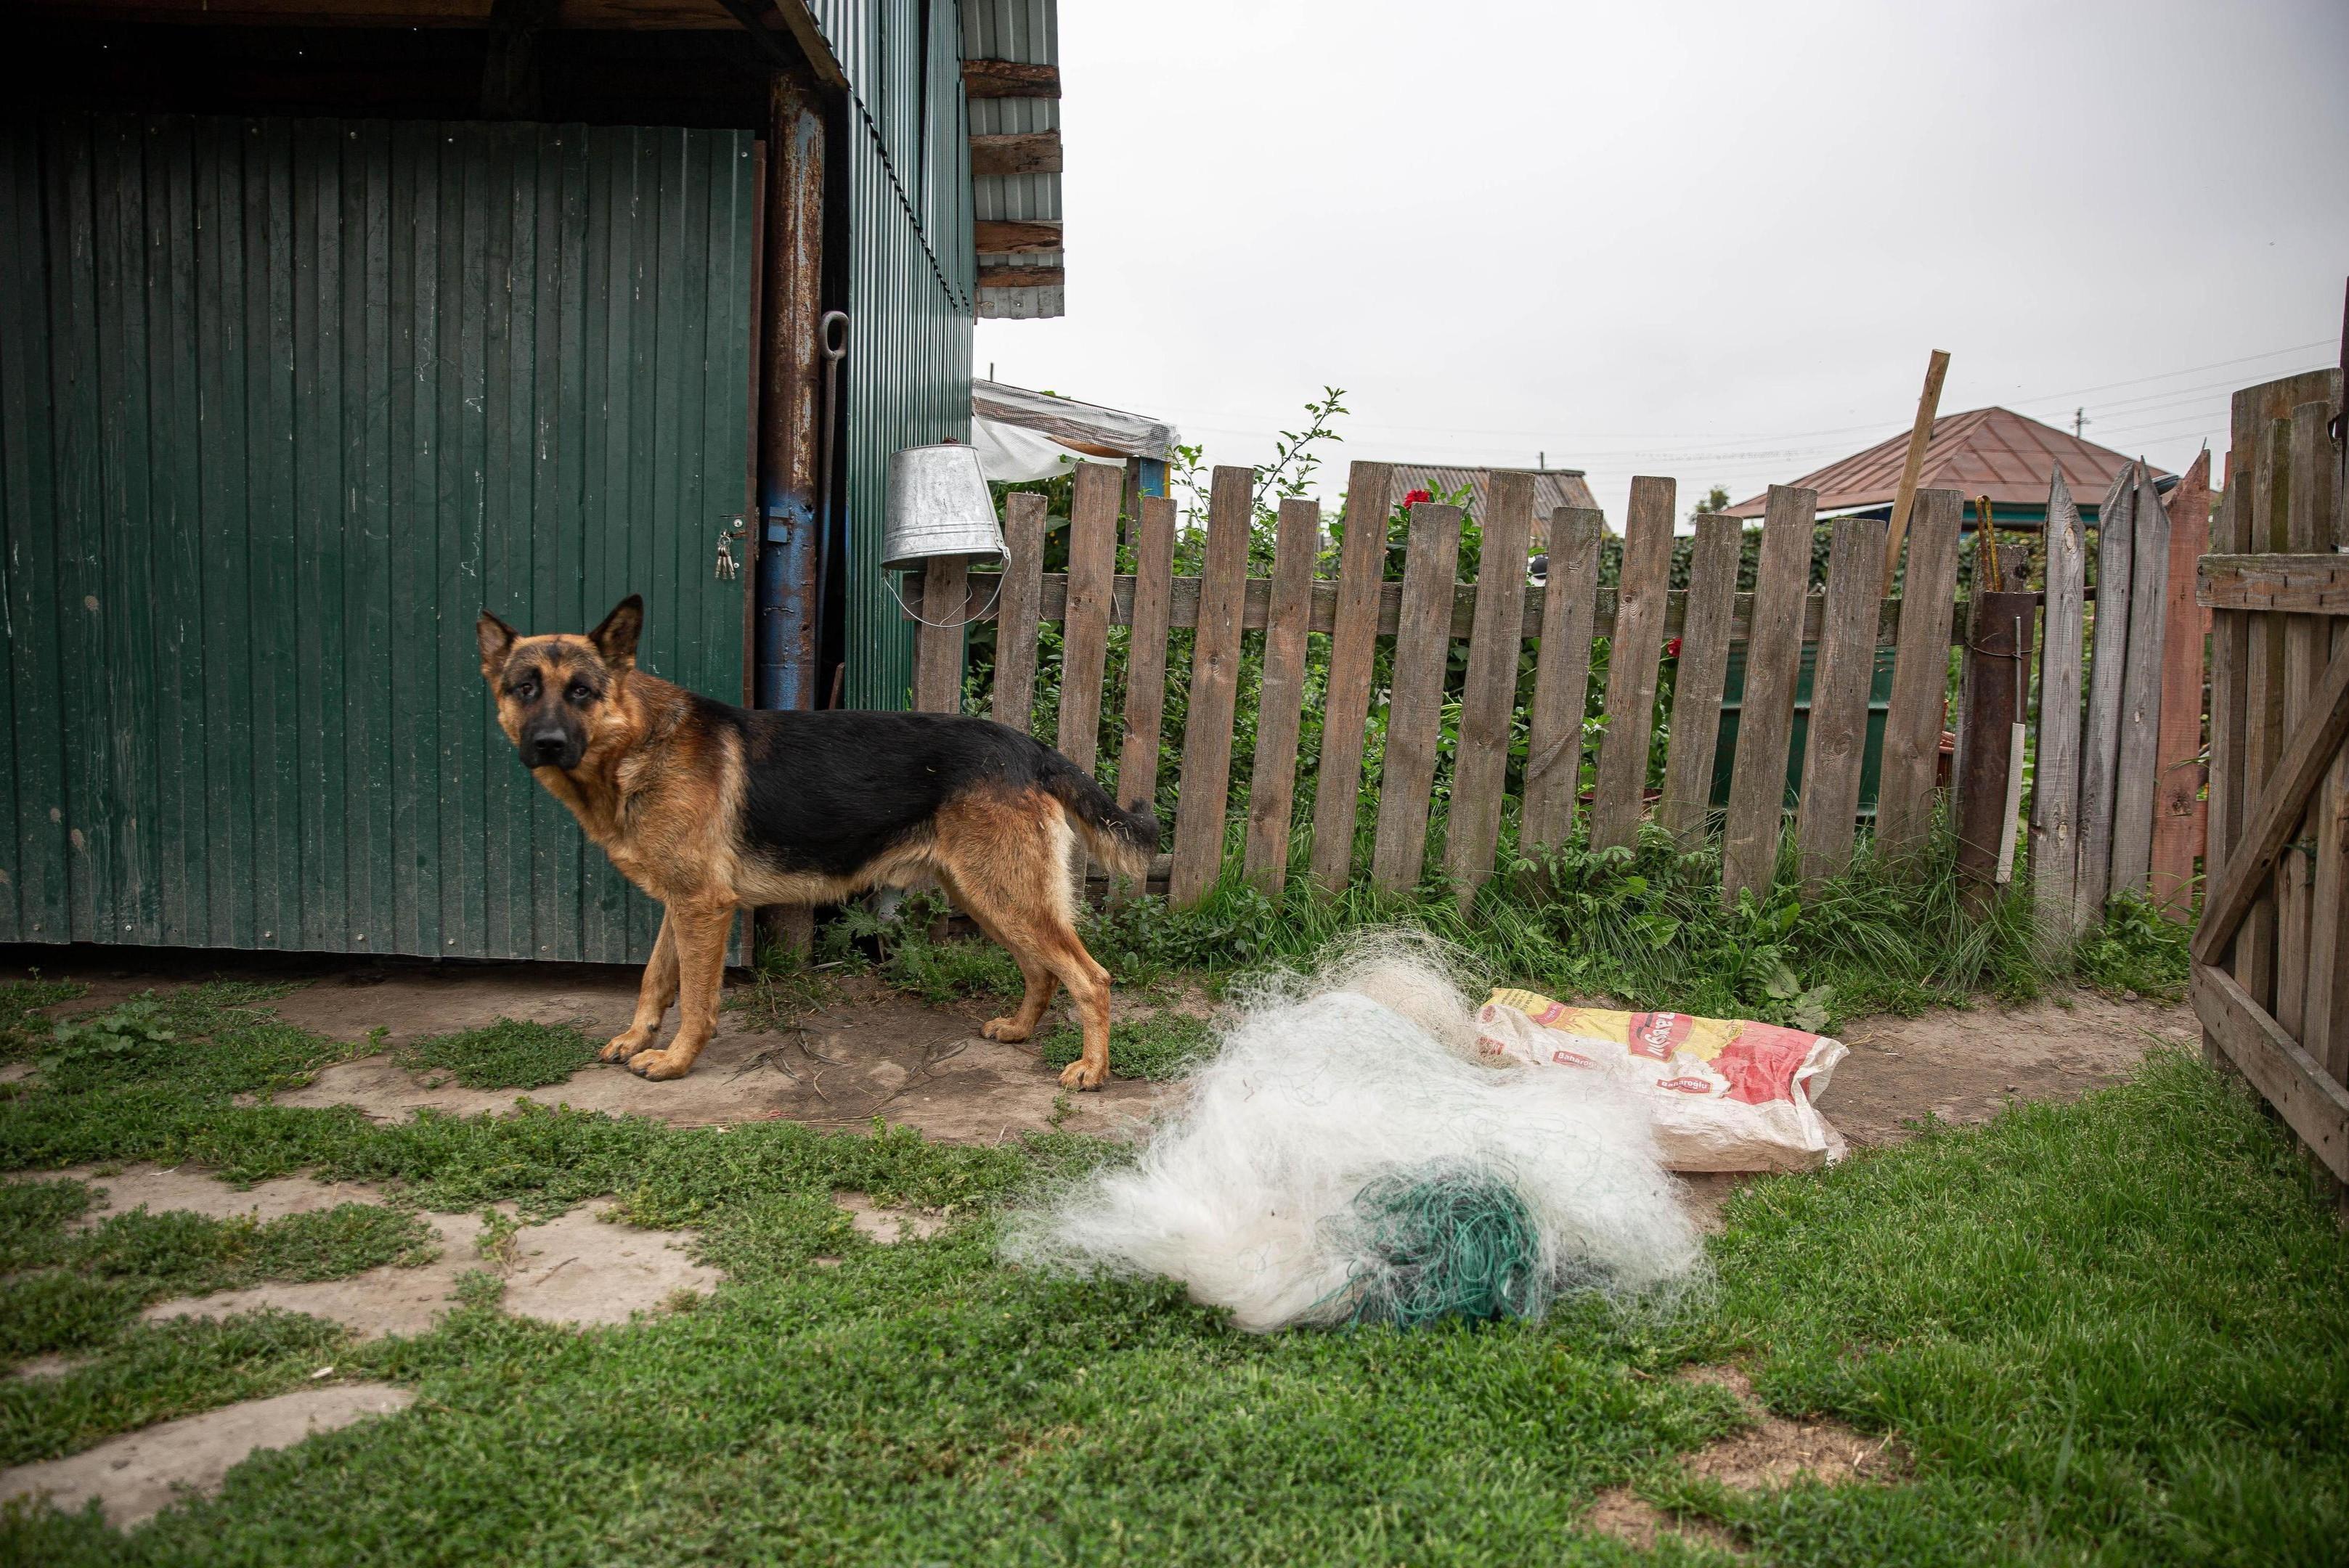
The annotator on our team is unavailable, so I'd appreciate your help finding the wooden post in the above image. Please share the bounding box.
[1444,473,1535,909]
[2149,449,2212,919]
[1880,348,1952,597]
[1958,590,2037,915]
[2109,462,2175,899]
[1721,486,1817,907]
[990,492,1048,734]
[1657,515,1743,849]
[1518,507,1604,854]
[1875,489,1965,867]
[2032,468,2088,950]
[911,555,969,713]
[1589,476,1676,851]
[2075,464,2137,927]
[1369,503,1465,894]
[1796,515,1890,892]
[1167,466,1254,907]
[1242,498,1319,893]
[1306,462,1395,894]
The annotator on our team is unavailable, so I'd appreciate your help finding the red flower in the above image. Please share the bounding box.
[1664,637,1683,658]
[1402,488,1433,507]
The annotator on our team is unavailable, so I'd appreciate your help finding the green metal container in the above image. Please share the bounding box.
[1709,645,1900,815]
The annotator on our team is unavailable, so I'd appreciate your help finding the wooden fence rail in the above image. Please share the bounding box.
[903,457,2205,920]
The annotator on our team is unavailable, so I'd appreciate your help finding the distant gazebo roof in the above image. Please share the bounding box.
[1723,407,2168,518]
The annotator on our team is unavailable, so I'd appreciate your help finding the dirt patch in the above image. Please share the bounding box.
[38,1164,720,1337]
[1584,1363,1903,1553]
[0,1384,413,1527]
[834,1191,947,1244]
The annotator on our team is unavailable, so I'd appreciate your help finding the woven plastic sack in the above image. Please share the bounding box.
[1478,990,1848,1172]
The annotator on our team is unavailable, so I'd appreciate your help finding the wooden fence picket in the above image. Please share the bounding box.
[990,491,1048,734]
[1589,476,1676,851]
[2076,463,2137,925]
[2032,468,2088,948]
[1442,472,1534,907]
[1796,514,1889,891]
[1308,461,1395,894]
[1168,466,1255,907]
[1874,489,1963,865]
[2150,450,2212,918]
[2239,422,2290,1013]
[2277,403,2334,1039]
[1055,462,1122,777]
[1369,502,1464,894]
[1519,507,1603,854]
[913,554,969,714]
[1116,493,1177,825]
[1242,497,1320,892]
[1722,485,1817,905]
[1658,514,1742,847]
[2109,463,2174,897]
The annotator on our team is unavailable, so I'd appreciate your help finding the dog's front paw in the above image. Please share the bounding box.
[981,1016,1033,1042]
[1057,1057,1108,1092]
[626,1048,696,1081]
[600,1029,654,1063]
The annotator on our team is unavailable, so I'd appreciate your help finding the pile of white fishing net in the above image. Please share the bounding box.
[1001,936,1706,1333]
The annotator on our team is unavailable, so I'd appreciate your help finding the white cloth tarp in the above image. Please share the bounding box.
[970,379,1180,482]
[971,415,1127,483]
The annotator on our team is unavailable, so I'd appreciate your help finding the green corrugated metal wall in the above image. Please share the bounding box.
[0,114,757,961]
[807,0,978,711]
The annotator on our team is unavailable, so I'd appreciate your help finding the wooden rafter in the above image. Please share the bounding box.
[974,219,1061,255]
[962,59,1059,98]
[970,131,1062,177]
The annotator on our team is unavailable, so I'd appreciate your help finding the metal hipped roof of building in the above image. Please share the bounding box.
[1723,406,2168,518]
[1388,464,1603,547]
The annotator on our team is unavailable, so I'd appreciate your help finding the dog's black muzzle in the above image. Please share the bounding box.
[521,727,584,772]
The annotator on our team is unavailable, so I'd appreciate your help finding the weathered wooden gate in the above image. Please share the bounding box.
[2192,367,2349,1190]
[0,114,759,963]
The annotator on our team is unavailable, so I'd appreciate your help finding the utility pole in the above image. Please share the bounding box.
[2074,407,2087,438]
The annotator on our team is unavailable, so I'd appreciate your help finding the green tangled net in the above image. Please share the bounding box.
[1331,1161,1547,1329]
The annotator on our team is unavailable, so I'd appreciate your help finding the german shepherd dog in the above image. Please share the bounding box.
[475,595,1160,1089]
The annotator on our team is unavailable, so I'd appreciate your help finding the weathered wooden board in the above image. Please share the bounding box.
[1658,515,1743,847]
[2194,960,2349,1183]
[2031,468,2088,947]
[1115,495,1176,817]
[1168,466,1255,907]
[1721,486,1817,906]
[1519,507,1603,853]
[2150,450,2212,919]
[1369,503,1464,895]
[1242,498,1320,893]
[2276,404,2338,1037]
[1307,461,1394,894]
[1442,473,1534,908]
[912,555,969,714]
[1589,477,1676,851]
[989,492,1048,735]
[1873,489,1965,865]
[2236,422,2292,1013]
[1055,462,1122,775]
[2109,465,2173,898]
[2075,463,2136,926]
[2198,553,2349,614]
[1796,515,1889,892]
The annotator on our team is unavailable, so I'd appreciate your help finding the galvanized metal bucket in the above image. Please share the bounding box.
[882,442,1005,572]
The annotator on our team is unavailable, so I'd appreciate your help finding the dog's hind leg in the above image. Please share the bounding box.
[627,900,736,1081]
[601,908,680,1063]
[941,870,1058,1042]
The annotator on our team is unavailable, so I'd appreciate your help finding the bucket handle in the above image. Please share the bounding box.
[884,560,1005,629]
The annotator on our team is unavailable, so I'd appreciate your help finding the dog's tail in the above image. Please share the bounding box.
[1041,752,1162,880]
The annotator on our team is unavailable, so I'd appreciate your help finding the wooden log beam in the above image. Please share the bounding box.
[2192,634,2349,964]
[962,59,1062,98]
[977,266,1064,291]
[969,131,1062,176]
[973,219,1062,255]
[2198,553,2349,615]
[2193,960,2349,1182]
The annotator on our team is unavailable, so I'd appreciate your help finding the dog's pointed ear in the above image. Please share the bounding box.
[476,610,520,677]
[590,594,644,672]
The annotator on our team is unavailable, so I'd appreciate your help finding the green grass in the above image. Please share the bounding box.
[0,974,86,1061]
[394,1017,601,1091]
[0,956,2336,1564]
[1039,1010,1216,1080]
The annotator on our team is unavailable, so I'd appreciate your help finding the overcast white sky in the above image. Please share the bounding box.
[974,0,2349,521]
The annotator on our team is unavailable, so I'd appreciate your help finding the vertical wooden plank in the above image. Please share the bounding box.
[1055,461,1121,772]
[989,491,1046,733]
[912,554,969,712]
[2031,468,2088,947]
[1657,514,1742,847]
[2203,463,2250,1074]
[1519,507,1604,854]
[2237,421,2290,1013]
[2075,464,2137,927]
[1589,476,1675,850]
[1307,460,1394,892]
[1369,502,1465,895]
[1442,472,1534,907]
[2109,464,2174,899]
[1722,485,1817,906]
[1242,497,1319,891]
[1796,514,1890,891]
[2149,450,2212,919]
[1115,494,1176,820]
[1876,489,1964,866]
[1878,349,1952,596]
[1167,465,1254,907]
[2275,403,2334,1040]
